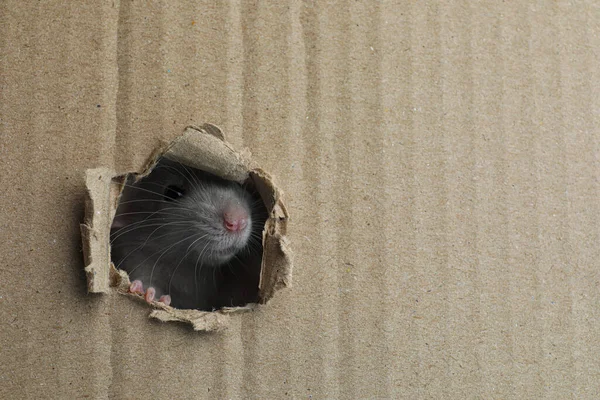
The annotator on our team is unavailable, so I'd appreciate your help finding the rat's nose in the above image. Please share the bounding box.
[223,207,248,232]
[224,217,247,232]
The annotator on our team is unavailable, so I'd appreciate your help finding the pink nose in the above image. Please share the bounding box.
[224,217,247,232]
[223,206,248,232]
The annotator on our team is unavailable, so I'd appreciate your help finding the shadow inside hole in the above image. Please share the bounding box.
[109,157,267,311]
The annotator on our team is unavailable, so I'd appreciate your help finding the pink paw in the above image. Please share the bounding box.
[128,280,171,306]
[129,280,144,294]
[159,295,171,306]
[144,287,156,302]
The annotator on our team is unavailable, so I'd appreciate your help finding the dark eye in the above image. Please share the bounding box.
[164,185,185,201]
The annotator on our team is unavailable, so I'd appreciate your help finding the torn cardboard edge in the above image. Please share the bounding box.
[80,124,293,331]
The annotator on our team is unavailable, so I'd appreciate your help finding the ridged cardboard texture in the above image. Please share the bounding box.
[3,1,600,398]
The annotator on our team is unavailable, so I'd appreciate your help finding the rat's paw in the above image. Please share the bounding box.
[159,294,171,306]
[146,289,171,306]
[129,280,171,306]
[129,280,144,294]
[144,286,156,302]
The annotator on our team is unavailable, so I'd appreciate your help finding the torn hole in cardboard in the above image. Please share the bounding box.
[80,124,292,331]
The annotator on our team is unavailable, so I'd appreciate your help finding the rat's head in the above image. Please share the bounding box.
[145,159,255,265]
[111,158,258,267]
[176,182,254,264]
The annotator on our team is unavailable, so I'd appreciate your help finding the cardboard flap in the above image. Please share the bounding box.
[249,169,293,302]
[163,124,250,183]
[80,168,119,293]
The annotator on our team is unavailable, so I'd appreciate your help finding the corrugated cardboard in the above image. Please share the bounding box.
[2,1,600,398]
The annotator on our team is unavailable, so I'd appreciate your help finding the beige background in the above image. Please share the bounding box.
[1,1,599,398]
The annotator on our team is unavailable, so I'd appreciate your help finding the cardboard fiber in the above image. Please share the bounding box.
[81,124,291,331]
[2,1,600,398]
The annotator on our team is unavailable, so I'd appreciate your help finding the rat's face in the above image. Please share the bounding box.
[173,182,253,264]
[153,163,254,265]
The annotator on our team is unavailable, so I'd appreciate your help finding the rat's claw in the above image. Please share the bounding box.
[129,280,144,294]
[159,295,171,306]
[144,287,156,303]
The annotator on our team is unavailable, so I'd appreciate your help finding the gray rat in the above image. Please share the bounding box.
[110,158,266,310]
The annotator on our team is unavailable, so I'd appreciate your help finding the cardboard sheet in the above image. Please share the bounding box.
[2,1,600,398]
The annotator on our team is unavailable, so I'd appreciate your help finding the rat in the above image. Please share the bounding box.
[110,158,266,310]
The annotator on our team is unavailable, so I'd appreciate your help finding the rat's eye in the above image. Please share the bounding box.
[164,185,185,201]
